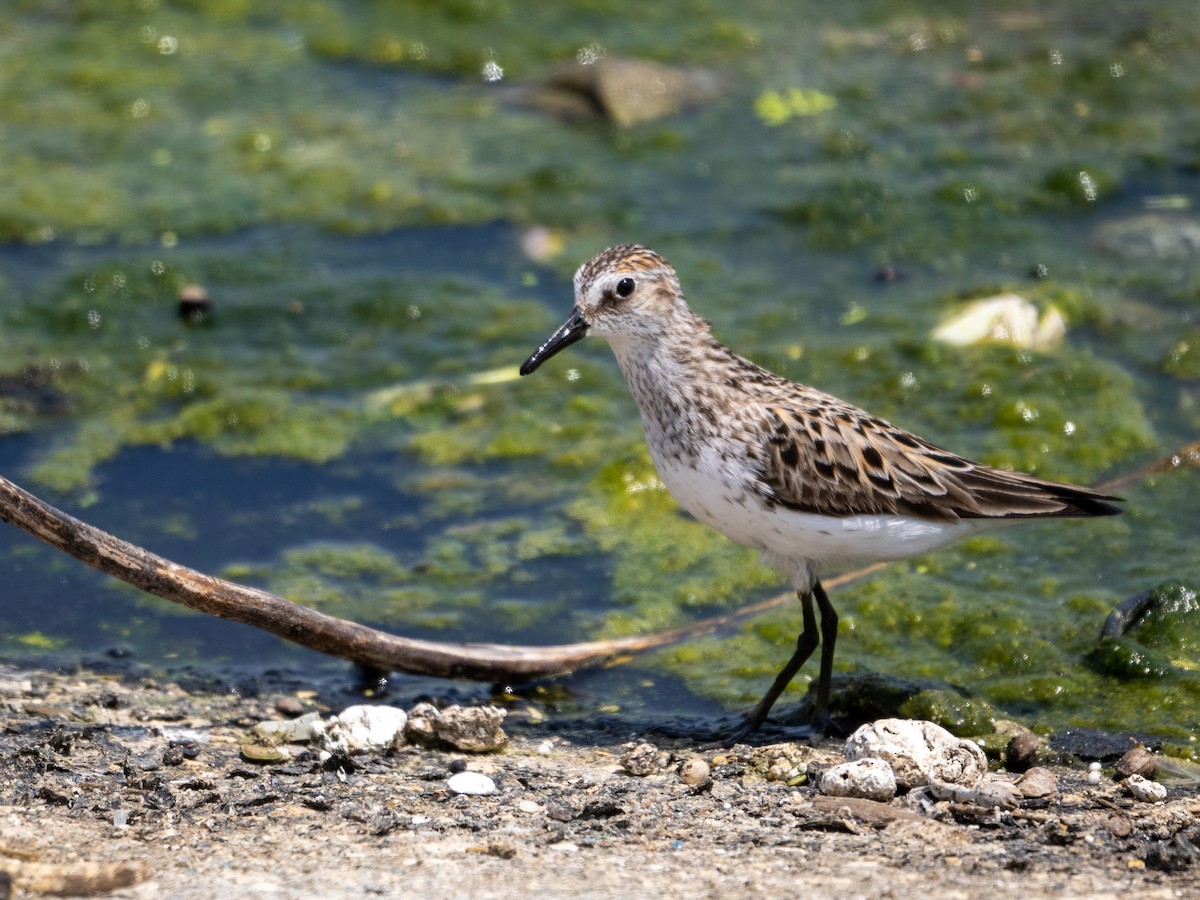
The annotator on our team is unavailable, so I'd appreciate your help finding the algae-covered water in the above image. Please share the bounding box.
[1,1,1198,742]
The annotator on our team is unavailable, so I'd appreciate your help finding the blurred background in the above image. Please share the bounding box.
[0,1,1197,738]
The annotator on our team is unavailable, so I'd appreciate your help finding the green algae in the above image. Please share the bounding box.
[897,690,999,737]
[222,522,596,639]
[0,248,557,490]
[1087,637,1177,680]
[0,1,1196,251]
[11,631,68,651]
[1162,330,1200,380]
[1,0,1199,739]
[1095,582,1200,671]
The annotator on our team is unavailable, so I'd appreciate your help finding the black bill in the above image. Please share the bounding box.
[519,307,590,375]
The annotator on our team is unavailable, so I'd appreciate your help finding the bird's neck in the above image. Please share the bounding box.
[604,322,731,442]
[606,325,706,388]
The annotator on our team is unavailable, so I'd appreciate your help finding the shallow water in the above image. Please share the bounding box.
[0,1,1198,739]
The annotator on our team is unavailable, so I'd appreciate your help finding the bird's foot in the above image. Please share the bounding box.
[697,714,835,751]
[810,708,841,740]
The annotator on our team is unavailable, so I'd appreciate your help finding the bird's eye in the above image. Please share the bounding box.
[615,277,636,298]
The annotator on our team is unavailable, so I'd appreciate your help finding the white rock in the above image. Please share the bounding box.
[926,740,989,799]
[323,705,407,753]
[819,757,897,801]
[1124,774,1167,803]
[254,711,324,744]
[846,718,984,792]
[932,293,1065,350]
[404,703,507,751]
[448,771,498,796]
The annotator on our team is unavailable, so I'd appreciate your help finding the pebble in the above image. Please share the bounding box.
[819,757,897,802]
[1124,774,1167,803]
[438,704,507,752]
[621,742,671,776]
[323,705,408,753]
[1005,732,1042,772]
[1115,745,1157,780]
[405,703,508,752]
[124,751,161,775]
[517,799,541,814]
[273,696,306,718]
[974,781,1020,809]
[177,284,212,324]
[1095,213,1200,262]
[447,771,498,796]
[240,742,287,763]
[1087,761,1103,785]
[766,756,805,783]
[1106,814,1133,838]
[679,757,710,786]
[526,58,721,128]
[1016,767,1058,800]
[254,711,323,744]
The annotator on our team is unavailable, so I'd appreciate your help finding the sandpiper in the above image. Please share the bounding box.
[520,244,1122,743]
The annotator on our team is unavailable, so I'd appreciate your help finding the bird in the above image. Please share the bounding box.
[519,244,1122,744]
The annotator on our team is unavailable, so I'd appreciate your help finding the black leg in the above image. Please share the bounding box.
[704,579,841,748]
[707,589,820,747]
[811,579,838,733]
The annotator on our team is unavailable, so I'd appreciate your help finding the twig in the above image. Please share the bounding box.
[0,440,1194,682]
[1094,439,1200,493]
[0,472,877,680]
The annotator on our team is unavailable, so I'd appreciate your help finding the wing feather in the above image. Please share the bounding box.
[755,395,1121,521]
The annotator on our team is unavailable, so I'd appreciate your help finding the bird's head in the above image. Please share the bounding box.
[519,244,687,375]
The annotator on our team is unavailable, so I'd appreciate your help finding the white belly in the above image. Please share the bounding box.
[651,445,994,585]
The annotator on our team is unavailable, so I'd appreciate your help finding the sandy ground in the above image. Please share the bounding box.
[1,664,1197,899]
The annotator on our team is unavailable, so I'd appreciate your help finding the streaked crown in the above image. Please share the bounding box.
[572,244,691,338]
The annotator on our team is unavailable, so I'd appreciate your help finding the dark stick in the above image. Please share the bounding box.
[0,472,881,680]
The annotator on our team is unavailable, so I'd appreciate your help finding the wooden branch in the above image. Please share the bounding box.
[1093,439,1200,493]
[0,471,875,680]
[0,439,1194,683]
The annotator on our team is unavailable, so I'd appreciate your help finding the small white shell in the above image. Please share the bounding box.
[448,771,498,796]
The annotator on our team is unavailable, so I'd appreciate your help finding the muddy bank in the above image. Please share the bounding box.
[0,664,1197,898]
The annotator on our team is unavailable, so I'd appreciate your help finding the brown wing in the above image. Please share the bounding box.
[756,397,1122,521]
